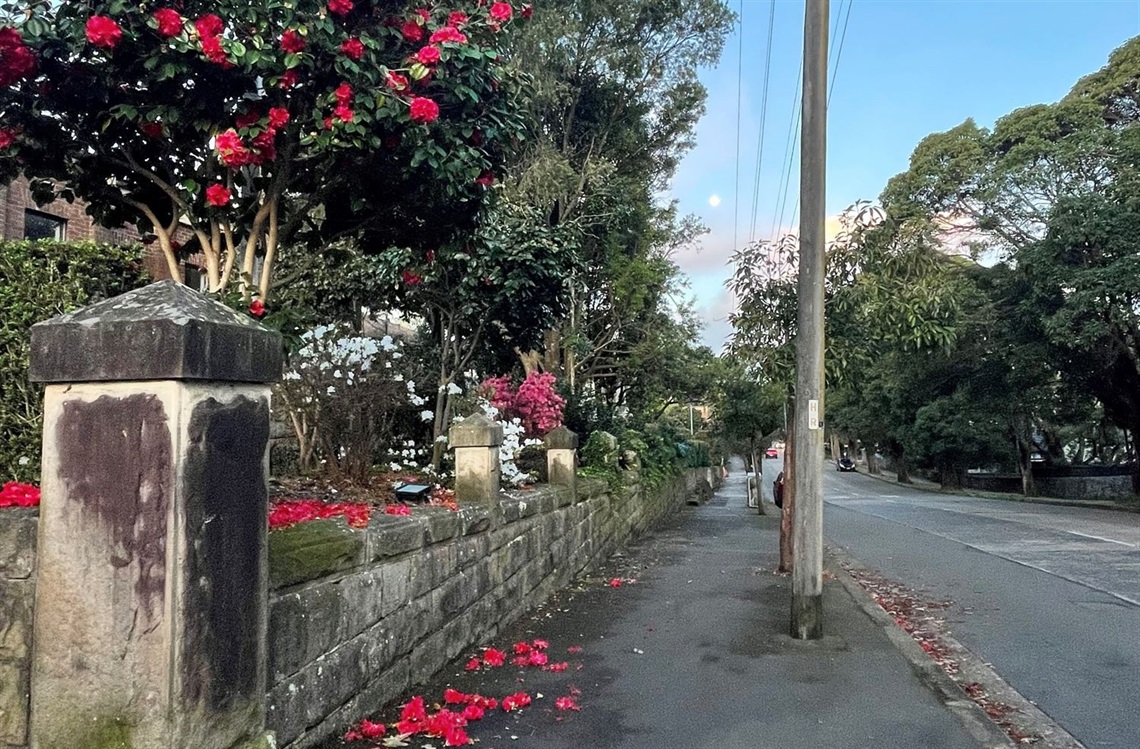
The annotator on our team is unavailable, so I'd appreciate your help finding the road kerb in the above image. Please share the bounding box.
[826,546,1085,749]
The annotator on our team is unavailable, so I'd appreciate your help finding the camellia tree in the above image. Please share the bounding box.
[0,0,530,299]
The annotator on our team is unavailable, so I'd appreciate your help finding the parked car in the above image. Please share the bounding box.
[765,447,779,459]
[836,457,856,472]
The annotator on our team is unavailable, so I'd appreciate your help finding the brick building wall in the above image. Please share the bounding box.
[1,176,191,282]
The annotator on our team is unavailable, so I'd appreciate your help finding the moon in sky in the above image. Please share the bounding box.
[708,194,721,207]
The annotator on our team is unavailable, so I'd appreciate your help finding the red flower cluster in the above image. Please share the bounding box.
[194,14,230,65]
[85,15,122,50]
[448,11,469,26]
[490,2,514,22]
[415,44,441,65]
[0,28,36,87]
[401,20,424,42]
[268,499,372,530]
[429,26,468,45]
[153,8,184,38]
[340,36,364,60]
[0,482,40,508]
[0,129,16,149]
[331,81,354,124]
[385,695,476,746]
[409,96,440,124]
[205,183,231,207]
[249,298,267,318]
[328,0,354,17]
[482,372,566,437]
[281,29,306,53]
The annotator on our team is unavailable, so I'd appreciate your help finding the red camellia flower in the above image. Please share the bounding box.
[385,71,410,92]
[340,36,364,60]
[205,184,232,207]
[328,0,354,16]
[85,15,122,49]
[384,503,411,515]
[140,122,164,138]
[416,7,432,21]
[154,9,184,37]
[277,69,299,89]
[464,657,481,671]
[215,129,249,167]
[333,104,354,123]
[409,96,440,124]
[490,2,513,22]
[444,726,469,747]
[0,482,40,508]
[402,269,422,286]
[335,81,354,103]
[401,20,424,42]
[522,4,534,19]
[0,129,16,149]
[0,31,36,87]
[462,704,484,721]
[200,34,229,65]
[415,45,441,65]
[194,14,224,38]
[555,696,581,711]
[482,648,506,667]
[448,11,469,26]
[512,641,531,655]
[429,26,467,44]
[281,29,306,53]
[443,688,469,704]
[358,719,385,739]
[268,107,290,129]
[401,696,427,723]
[475,171,495,186]
[249,298,266,318]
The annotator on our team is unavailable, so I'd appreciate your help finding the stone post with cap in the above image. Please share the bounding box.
[27,281,279,749]
[544,426,578,495]
[448,413,503,505]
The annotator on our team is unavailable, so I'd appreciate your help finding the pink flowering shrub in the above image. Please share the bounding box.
[479,372,565,437]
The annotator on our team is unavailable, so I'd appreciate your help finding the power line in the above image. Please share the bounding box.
[788,0,854,236]
[732,1,744,254]
[746,0,777,244]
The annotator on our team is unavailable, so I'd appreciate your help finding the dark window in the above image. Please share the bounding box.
[24,210,66,241]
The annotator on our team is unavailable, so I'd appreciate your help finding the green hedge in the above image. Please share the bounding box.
[0,240,146,481]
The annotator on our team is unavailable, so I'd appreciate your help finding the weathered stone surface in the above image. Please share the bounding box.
[366,517,423,561]
[447,413,503,448]
[0,659,28,746]
[29,281,282,384]
[458,505,492,535]
[0,510,36,580]
[420,508,461,545]
[269,519,366,590]
[544,426,579,450]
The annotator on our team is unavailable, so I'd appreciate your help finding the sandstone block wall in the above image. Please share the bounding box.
[0,468,709,749]
[0,509,36,749]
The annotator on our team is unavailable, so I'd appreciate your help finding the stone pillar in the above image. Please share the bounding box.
[27,281,281,749]
[544,426,578,493]
[449,414,503,505]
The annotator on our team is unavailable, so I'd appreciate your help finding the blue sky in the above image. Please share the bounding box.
[670,0,1140,350]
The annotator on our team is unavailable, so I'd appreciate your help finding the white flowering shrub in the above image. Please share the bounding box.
[275,324,434,483]
[472,399,543,486]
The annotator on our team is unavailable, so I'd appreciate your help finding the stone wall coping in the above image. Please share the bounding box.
[29,280,283,384]
[448,414,504,448]
[267,480,604,591]
[543,426,579,450]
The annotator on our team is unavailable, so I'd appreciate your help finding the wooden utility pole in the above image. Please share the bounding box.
[791,0,827,640]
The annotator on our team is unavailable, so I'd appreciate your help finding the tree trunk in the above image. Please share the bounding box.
[865,443,880,474]
[830,433,841,462]
[939,465,963,490]
[893,444,911,484]
[779,414,795,574]
[1017,438,1037,497]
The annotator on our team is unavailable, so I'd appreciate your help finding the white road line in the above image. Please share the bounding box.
[1066,530,1138,548]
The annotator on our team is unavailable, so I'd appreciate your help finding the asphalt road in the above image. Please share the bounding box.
[819,467,1140,749]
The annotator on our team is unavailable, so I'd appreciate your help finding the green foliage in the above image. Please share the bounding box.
[0,240,147,481]
[1,0,530,295]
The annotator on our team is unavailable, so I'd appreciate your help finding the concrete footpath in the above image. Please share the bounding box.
[329,470,1007,749]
